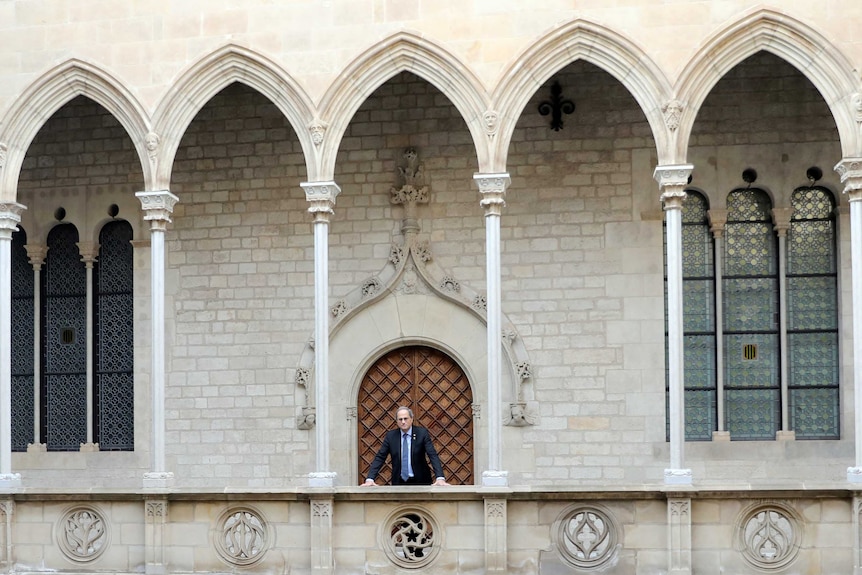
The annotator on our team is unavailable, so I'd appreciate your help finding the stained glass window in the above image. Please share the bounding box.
[665,191,717,440]
[11,228,34,451]
[43,223,87,450]
[95,220,134,450]
[787,187,838,438]
[723,189,779,440]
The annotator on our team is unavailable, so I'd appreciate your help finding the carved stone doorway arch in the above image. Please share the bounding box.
[358,345,474,485]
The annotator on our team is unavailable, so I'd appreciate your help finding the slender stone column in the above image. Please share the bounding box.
[655,165,693,484]
[836,159,862,482]
[24,245,46,451]
[474,173,510,487]
[136,191,178,489]
[771,208,794,440]
[77,241,100,451]
[301,181,340,487]
[0,203,25,488]
[707,211,728,439]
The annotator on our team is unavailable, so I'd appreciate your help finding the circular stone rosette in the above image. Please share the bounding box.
[381,506,442,568]
[213,506,271,567]
[552,504,619,570]
[734,501,802,570]
[56,505,110,563]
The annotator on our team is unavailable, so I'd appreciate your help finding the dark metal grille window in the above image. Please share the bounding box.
[11,228,34,451]
[723,189,780,440]
[94,220,134,450]
[665,191,716,441]
[43,224,87,450]
[787,187,838,438]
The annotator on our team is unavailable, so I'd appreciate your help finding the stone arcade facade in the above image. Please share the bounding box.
[3,2,862,574]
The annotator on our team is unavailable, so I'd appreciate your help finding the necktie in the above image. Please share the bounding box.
[401,433,410,481]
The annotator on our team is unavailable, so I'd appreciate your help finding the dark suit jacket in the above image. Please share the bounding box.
[366,426,444,485]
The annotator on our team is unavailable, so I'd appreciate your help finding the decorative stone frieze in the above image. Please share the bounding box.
[57,506,110,562]
[383,507,440,568]
[734,502,801,571]
[553,505,618,570]
[214,506,270,567]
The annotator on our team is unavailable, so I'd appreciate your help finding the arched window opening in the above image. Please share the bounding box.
[11,227,34,451]
[43,223,87,450]
[723,188,780,440]
[787,187,838,438]
[357,345,474,485]
[94,220,134,450]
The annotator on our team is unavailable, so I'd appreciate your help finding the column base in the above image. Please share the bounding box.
[664,468,693,485]
[308,472,337,488]
[482,470,509,487]
[26,443,46,453]
[143,472,175,489]
[711,431,730,442]
[848,467,862,483]
[776,430,796,441]
[80,442,100,452]
[0,474,21,489]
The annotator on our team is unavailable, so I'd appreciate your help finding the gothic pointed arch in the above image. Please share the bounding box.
[674,8,860,159]
[151,44,318,189]
[0,59,151,200]
[491,19,673,170]
[316,31,491,178]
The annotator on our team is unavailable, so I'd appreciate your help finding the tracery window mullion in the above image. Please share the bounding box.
[786,187,839,439]
[723,189,780,440]
[94,220,134,450]
[10,228,33,451]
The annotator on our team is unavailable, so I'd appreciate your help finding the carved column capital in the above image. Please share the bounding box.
[77,241,100,266]
[136,191,179,232]
[474,173,510,216]
[836,158,862,201]
[654,165,693,210]
[771,207,793,237]
[707,209,727,238]
[301,181,341,223]
[25,244,47,268]
[0,202,25,239]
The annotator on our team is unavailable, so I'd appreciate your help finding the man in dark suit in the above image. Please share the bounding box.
[362,406,449,486]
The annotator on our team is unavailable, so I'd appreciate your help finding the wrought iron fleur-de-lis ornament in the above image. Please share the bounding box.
[538,81,575,131]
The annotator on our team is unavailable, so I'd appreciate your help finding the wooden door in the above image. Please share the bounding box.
[358,345,474,485]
